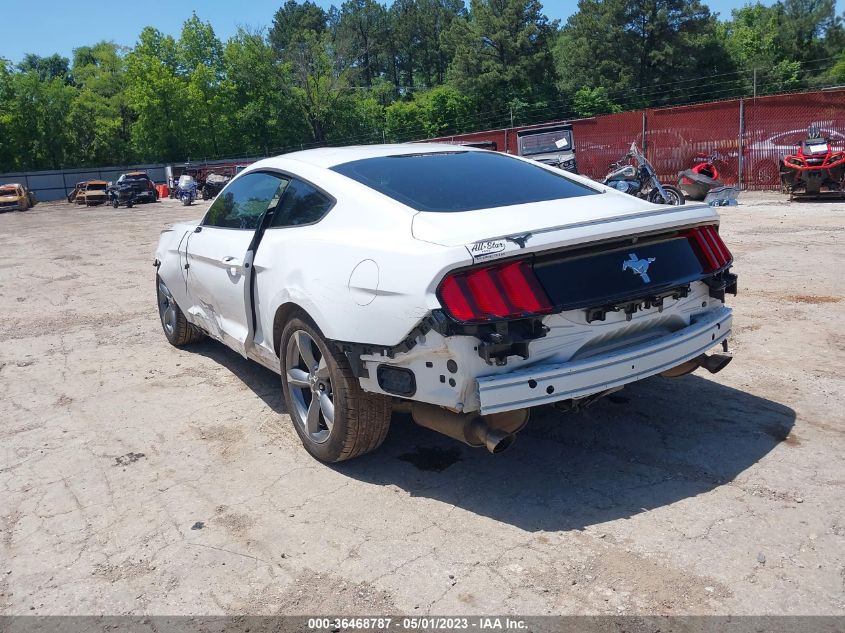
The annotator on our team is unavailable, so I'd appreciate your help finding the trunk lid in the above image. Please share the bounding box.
[411,191,719,264]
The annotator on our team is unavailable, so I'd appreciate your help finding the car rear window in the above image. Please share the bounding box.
[330,151,597,212]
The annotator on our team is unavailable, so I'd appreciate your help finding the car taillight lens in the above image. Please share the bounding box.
[437,260,553,323]
[684,225,733,272]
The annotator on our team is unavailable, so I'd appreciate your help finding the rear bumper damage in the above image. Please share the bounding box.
[476,306,731,414]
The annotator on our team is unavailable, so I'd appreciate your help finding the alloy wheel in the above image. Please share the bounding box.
[286,330,334,444]
[157,280,177,337]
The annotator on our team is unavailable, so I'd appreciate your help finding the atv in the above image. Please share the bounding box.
[779,126,845,200]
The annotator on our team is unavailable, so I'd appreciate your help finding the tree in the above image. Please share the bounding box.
[269,0,328,58]
[177,15,231,158]
[224,28,306,155]
[335,0,389,87]
[446,0,558,117]
[3,71,75,169]
[178,12,225,74]
[287,31,351,143]
[17,53,70,82]
[571,86,621,117]
[557,0,735,108]
[720,0,844,94]
[125,27,189,161]
[385,85,474,140]
[66,42,133,166]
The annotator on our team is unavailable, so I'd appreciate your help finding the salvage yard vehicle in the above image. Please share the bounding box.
[155,144,736,462]
[67,180,109,206]
[516,124,577,173]
[201,172,231,200]
[0,183,36,212]
[107,171,159,208]
[604,142,686,205]
[175,174,198,206]
[678,153,725,201]
[779,126,845,200]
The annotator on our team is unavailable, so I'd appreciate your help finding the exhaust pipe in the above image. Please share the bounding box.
[661,352,733,377]
[411,403,529,454]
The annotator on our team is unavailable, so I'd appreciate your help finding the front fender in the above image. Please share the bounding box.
[154,222,198,314]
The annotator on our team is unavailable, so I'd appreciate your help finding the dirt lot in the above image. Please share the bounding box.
[0,191,843,616]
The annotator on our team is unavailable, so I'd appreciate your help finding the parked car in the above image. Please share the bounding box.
[107,171,159,208]
[0,183,36,212]
[154,144,737,463]
[516,124,577,173]
[67,180,109,206]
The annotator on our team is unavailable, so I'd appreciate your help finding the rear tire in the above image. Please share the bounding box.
[280,312,391,463]
[156,276,204,346]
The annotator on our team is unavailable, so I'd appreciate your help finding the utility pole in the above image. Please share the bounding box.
[510,106,514,128]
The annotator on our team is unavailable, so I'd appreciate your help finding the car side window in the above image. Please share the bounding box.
[269,179,333,228]
[204,172,289,230]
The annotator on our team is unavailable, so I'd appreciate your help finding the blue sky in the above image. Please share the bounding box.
[2,0,843,64]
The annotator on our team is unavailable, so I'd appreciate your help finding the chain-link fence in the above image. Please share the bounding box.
[432,88,845,191]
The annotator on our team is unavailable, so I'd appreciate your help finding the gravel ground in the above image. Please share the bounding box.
[0,191,843,616]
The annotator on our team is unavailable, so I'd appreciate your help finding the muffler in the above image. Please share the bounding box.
[661,352,733,377]
[410,403,529,454]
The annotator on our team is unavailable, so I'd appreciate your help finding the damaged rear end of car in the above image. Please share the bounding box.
[345,172,736,453]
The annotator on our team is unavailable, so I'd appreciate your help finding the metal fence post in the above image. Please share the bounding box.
[738,98,745,190]
[642,110,648,152]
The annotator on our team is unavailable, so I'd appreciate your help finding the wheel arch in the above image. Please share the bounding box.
[273,301,320,356]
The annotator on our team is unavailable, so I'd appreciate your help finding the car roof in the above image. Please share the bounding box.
[263,143,482,170]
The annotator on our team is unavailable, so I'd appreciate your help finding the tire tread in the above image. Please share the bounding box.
[281,313,391,462]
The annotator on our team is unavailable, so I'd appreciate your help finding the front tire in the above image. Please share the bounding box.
[157,276,204,346]
[648,184,685,205]
[280,313,391,463]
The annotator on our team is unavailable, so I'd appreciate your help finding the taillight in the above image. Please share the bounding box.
[437,259,553,322]
[684,225,733,272]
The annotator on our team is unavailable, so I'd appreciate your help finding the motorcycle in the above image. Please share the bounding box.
[779,126,845,200]
[176,174,198,206]
[604,142,685,205]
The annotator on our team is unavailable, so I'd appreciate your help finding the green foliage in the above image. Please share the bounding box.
[335,0,389,87]
[571,87,621,117]
[556,0,734,108]
[446,0,558,115]
[385,85,474,140]
[18,53,70,82]
[269,0,328,58]
[1,1,843,173]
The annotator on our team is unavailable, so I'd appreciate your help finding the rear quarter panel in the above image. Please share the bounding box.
[245,160,474,350]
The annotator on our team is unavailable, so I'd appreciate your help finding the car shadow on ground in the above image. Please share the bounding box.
[185,339,795,532]
[189,339,288,414]
[336,374,796,532]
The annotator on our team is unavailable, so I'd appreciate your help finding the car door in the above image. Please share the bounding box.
[185,171,289,356]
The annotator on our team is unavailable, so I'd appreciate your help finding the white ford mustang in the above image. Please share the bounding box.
[154,144,737,462]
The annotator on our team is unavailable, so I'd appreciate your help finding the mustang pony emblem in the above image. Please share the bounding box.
[622,253,656,283]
